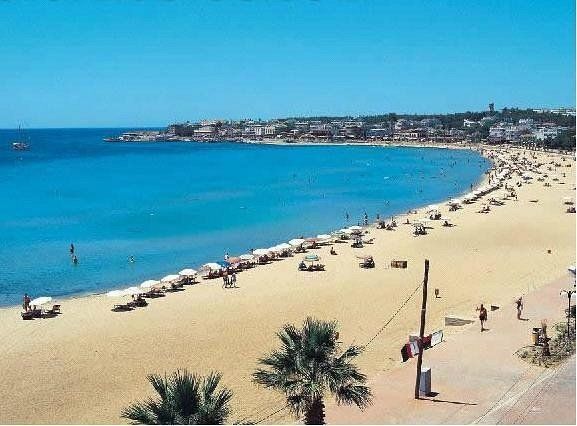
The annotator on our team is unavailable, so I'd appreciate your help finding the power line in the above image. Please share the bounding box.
[364,280,423,347]
[253,403,290,424]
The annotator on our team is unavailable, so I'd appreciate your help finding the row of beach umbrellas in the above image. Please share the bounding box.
[105,224,369,295]
[106,269,198,298]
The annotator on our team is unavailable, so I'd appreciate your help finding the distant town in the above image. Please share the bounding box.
[105,105,576,150]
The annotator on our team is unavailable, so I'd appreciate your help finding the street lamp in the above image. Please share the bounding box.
[559,289,575,338]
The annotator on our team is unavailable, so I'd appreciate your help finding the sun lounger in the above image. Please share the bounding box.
[45,304,61,315]
[21,311,34,320]
[113,304,133,312]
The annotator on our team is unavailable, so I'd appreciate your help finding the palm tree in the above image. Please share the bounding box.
[253,317,372,424]
[121,370,233,425]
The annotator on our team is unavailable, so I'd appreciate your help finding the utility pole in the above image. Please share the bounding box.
[414,259,430,399]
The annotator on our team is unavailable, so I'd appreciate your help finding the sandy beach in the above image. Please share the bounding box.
[0,146,574,424]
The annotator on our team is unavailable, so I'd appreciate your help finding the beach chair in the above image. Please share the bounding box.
[45,304,61,315]
[112,303,132,312]
[21,311,34,320]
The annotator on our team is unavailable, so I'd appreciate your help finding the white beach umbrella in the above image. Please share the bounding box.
[201,263,222,271]
[349,226,363,231]
[161,274,181,283]
[288,238,306,246]
[29,296,52,306]
[316,234,331,240]
[338,228,353,235]
[239,254,254,261]
[276,243,292,250]
[253,248,270,256]
[106,290,126,298]
[268,246,282,253]
[140,279,160,289]
[123,287,142,296]
[179,269,198,276]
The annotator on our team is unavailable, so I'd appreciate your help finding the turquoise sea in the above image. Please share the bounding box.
[0,129,491,305]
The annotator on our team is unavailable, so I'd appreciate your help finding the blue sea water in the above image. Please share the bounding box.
[0,128,490,306]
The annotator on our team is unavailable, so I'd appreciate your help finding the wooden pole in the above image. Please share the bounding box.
[414,259,429,399]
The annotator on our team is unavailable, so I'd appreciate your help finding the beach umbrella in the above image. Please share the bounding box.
[316,234,331,240]
[140,279,160,289]
[288,238,306,246]
[338,228,353,235]
[268,246,282,253]
[29,296,52,306]
[161,274,181,283]
[123,287,142,296]
[106,290,126,298]
[562,196,573,204]
[304,254,320,262]
[569,265,576,275]
[201,263,222,271]
[178,269,197,276]
[349,226,363,231]
[227,257,241,264]
[239,254,254,261]
[426,204,439,212]
[276,243,292,251]
[253,248,270,256]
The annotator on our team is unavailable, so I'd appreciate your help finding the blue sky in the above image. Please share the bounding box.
[0,0,575,128]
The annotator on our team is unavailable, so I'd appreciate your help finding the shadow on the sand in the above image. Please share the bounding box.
[429,398,477,406]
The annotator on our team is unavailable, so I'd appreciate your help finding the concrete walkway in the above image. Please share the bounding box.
[327,273,576,424]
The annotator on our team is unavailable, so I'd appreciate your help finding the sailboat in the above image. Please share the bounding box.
[11,125,30,151]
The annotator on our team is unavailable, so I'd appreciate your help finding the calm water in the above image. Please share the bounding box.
[0,128,490,305]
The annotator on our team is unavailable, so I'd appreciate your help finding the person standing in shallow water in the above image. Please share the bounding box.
[70,243,74,255]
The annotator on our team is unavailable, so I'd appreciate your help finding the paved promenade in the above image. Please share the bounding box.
[328,272,576,424]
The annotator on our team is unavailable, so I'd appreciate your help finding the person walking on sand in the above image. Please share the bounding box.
[477,304,488,332]
[231,272,237,288]
[515,297,523,319]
